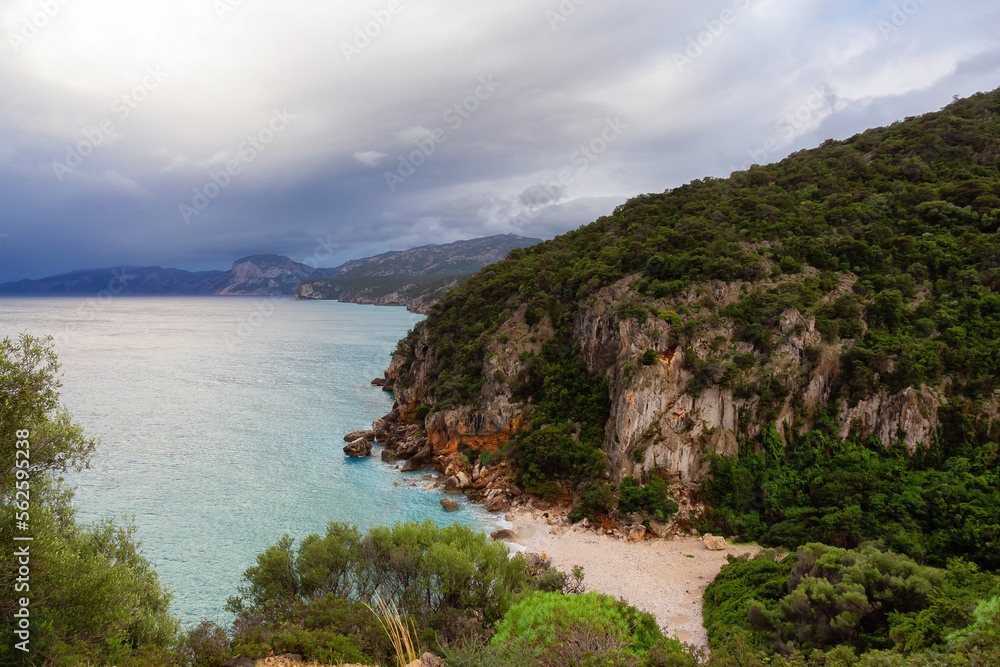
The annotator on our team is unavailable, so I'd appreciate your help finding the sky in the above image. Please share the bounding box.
[0,0,998,282]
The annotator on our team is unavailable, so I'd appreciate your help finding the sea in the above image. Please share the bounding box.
[0,296,503,625]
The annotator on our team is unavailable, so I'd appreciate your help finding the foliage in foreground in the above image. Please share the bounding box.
[212,519,531,663]
[703,544,1000,663]
[0,335,178,666]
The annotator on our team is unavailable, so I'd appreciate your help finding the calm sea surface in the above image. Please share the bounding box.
[0,297,502,625]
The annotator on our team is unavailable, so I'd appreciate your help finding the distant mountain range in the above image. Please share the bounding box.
[0,255,321,296]
[294,234,541,310]
[0,234,542,307]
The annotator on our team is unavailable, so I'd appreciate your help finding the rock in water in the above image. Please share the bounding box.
[443,476,465,494]
[343,437,372,457]
[703,533,727,551]
[343,429,375,442]
[440,497,459,512]
[490,528,517,542]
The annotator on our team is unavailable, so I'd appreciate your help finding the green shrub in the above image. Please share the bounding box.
[642,349,658,365]
[618,475,679,521]
[0,335,179,666]
[491,591,665,663]
[509,426,606,495]
[703,552,794,649]
[569,481,617,523]
[224,520,531,654]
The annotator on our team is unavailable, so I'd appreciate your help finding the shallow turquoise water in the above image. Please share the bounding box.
[0,297,502,624]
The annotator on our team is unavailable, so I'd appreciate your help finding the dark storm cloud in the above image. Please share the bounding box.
[0,0,998,281]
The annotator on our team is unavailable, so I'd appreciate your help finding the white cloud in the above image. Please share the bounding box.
[353,150,386,168]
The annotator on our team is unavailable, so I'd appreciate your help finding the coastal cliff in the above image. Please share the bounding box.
[371,90,1000,502]
[377,272,996,488]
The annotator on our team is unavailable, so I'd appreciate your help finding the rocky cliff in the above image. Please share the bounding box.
[379,271,996,487]
[373,90,1000,497]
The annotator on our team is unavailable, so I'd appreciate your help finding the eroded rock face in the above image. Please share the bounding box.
[378,274,992,490]
[837,385,942,453]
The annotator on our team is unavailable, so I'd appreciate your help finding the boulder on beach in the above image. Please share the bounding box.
[440,497,459,512]
[485,493,511,513]
[703,533,727,551]
[648,520,670,538]
[343,437,372,457]
[490,528,517,542]
[628,526,646,542]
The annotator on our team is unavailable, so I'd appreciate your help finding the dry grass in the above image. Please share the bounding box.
[364,593,420,667]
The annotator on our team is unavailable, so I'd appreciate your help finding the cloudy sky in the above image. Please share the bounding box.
[1,0,998,282]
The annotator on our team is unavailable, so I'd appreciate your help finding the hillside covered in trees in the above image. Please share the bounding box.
[385,89,1000,565]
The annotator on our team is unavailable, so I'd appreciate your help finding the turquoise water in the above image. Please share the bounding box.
[0,297,502,625]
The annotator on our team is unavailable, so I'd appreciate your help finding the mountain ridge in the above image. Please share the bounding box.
[294,233,542,310]
[0,235,540,299]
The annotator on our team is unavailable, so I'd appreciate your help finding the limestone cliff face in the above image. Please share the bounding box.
[381,275,991,486]
[384,306,543,452]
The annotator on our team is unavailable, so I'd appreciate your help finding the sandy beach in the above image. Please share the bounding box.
[505,511,760,648]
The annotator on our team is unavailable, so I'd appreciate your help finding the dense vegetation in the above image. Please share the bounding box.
[701,426,1000,571]
[192,523,695,667]
[403,90,1000,402]
[703,546,1000,665]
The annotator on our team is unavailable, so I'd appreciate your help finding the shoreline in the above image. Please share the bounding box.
[499,507,760,648]
[356,409,760,650]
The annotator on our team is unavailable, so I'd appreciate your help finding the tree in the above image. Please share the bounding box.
[1,334,178,664]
